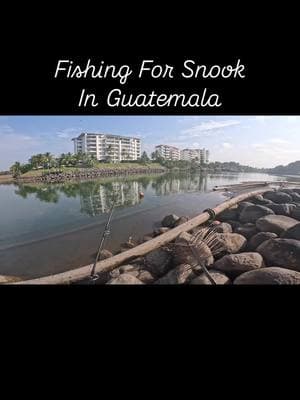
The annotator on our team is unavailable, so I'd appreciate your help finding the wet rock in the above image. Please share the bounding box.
[214,252,264,278]
[173,216,189,227]
[214,233,247,254]
[290,192,300,202]
[161,214,179,228]
[98,249,113,260]
[234,223,258,239]
[145,248,172,277]
[218,206,238,222]
[257,238,300,271]
[291,207,300,221]
[120,238,137,251]
[281,223,300,240]
[265,203,296,216]
[248,232,278,250]
[237,201,254,214]
[173,232,214,267]
[256,214,299,235]
[213,222,233,233]
[226,220,242,230]
[107,274,144,284]
[190,270,231,285]
[249,195,274,206]
[154,264,196,284]
[137,270,156,284]
[234,267,300,285]
[263,191,293,204]
[153,227,170,236]
[239,204,274,224]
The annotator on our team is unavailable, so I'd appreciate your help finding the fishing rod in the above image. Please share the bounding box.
[90,196,117,281]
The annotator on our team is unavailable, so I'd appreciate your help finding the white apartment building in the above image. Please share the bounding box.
[155,145,180,161]
[180,148,209,164]
[72,133,141,162]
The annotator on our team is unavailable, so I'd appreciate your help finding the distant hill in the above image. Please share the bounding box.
[267,161,300,175]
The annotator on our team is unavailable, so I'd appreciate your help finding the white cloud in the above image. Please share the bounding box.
[222,142,233,149]
[181,120,240,137]
[0,124,15,134]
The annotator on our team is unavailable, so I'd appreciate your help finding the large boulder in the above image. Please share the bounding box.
[214,252,264,278]
[290,192,300,202]
[234,267,300,285]
[281,223,300,240]
[248,232,278,250]
[226,220,242,230]
[263,191,293,204]
[256,214,299,235]
[154,264,196,284]
[214,233,247,254]
[161,214,179,228]
[234,223,257,239]
[190,270,231,285]
[257,238,300,271]
[218,206,238,222]
[249,195,274,206]
[145,248,172,277]
[213,222,233,233]
[291,207,300,221]
[237,201,254,214]
[173,216,189,227]
[137,270,156,284]
[107,274,144,284]
[265,203,296,216]
[239,204,274,223]
[173,232,214,267]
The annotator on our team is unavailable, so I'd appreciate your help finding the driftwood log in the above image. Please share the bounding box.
[11,187,275,285]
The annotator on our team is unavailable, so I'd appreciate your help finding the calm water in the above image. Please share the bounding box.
[0,172,285,278]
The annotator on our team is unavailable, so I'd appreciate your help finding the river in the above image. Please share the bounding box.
[0,172,286,279]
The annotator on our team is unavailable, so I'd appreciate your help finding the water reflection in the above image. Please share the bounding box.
[13,172,255,216]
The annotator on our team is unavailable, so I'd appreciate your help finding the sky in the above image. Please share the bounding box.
[0,115,300,170]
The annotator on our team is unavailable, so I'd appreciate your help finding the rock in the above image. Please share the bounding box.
[153,227,170,236]
[234,267,300,285]
[190,270,231,285]
[173,216,189,227]
[119,264,139,274]
[145,248,172,277]
[239,204,274,223]
[237,201,254,214]
[213,222,233,233]
[154,264,196,284]
[226,220,242,230]
[161,214,179,228]
[214,252,264,278]
[173,232,214,267]
[257,238,300,271]
[99,249,113,260]
[263,191,293,204]
[0,275,23,283]
[143,235,153,242]
[107,274,144,284]
[218,206,238,222]
[249,195,274,206]
[291,207,300,221]
[281,223,300,240]
[214,233,247,254]
[265,203,296,216]
[248,232,278,250]
[256,214,299,235]
[137,270,155,284]
[234,223,258,239]
[290,192,300,202]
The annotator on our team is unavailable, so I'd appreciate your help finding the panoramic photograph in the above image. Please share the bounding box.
[1,115,300,284]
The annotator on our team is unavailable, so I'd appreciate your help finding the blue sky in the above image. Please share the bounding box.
[0,115,300,170]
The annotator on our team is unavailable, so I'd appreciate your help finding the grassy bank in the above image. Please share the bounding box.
[0,174,14,183]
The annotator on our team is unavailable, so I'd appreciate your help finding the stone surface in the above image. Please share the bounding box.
[248,232,278,250]
[0,275,23,283]
[234,267,300,285]
[256,214,299,235]
[214,233,247,254]
[281,223,300,240]
[99,249,113,260]
[213,222,233,233]
[143,235,153,242]
[257,238,300,271]
[291,207,300,221]
[107,274,144,284]
[119,264,138,274]
[154,264,196,284]
[153,227,170,236]
[173,216,189,227]
[237,202,254,214]
[214,252,264,278]
[137,270,156,284]
[265,203,296,216]
[226,220,242,230]
[263,191,293,204]
[173,233,214,267]
[249,195,274,206]
[218,206,239,222]
[190,270,231,285]
[234,223,258,239]
[161,214,179,228]
[239,204,274,224]
[145,248,172,277]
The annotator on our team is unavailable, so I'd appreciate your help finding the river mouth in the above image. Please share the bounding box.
[0,172,284,279]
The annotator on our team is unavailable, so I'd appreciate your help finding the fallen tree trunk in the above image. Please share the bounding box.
[13,187,273,285]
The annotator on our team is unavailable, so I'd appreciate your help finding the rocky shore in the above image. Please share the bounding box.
[96,188,300,285]
[16,166,166,184]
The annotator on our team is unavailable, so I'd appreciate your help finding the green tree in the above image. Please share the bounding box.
[10,162,22,177]
[140,151,150,164]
